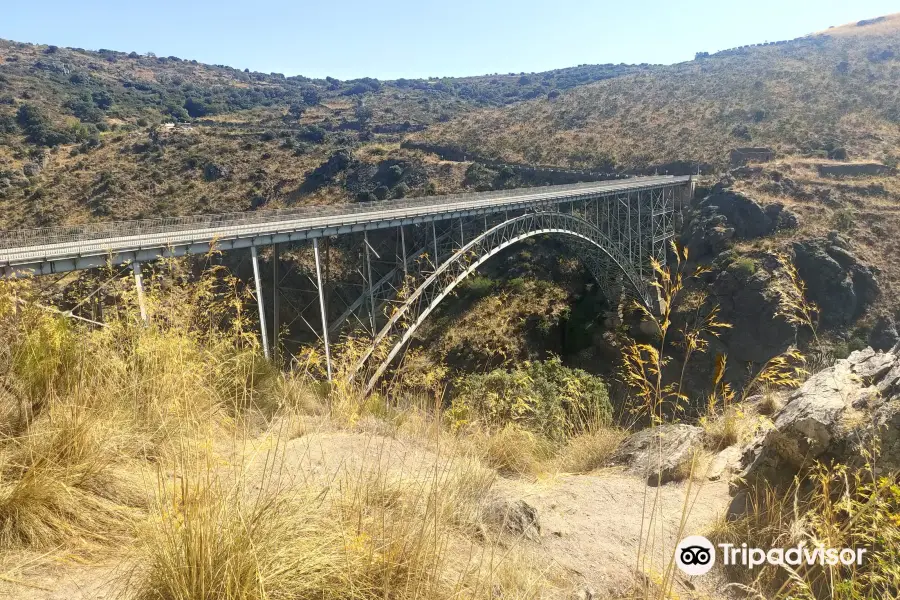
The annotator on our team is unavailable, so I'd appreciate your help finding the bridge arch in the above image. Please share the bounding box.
[353,209,654,393]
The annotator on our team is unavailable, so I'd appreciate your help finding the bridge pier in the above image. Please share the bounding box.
[250,245,270,359]
[132,261,148,324]
[313,238,333,381]
[399,225,408,281]
[363,231,377,336]
[272,243,280,358]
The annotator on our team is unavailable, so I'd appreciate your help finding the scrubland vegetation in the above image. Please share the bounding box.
[1,246,896,600]
[420,15,900,171]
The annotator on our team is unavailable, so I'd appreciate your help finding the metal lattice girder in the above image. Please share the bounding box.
[352,203,673,392]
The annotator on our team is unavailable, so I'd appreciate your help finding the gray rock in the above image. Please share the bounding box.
[710,266,796,363]
[876,362,900,396]
[608,424,704,486]
[827,231,850,249]
[703,189,772,239]
[764,202,800,231]
[817,162,892,177]
[707,445,743,481]
[737,346,900,491]
[570,586,597,600]
[22,162,42,177]
[792,239,879,327]
[850,347,896,382]
[684,208,735,258]
[871,399,900,471]
[481,498,541,541]
[684,188,798,260]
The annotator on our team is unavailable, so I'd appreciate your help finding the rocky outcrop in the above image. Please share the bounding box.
[792,239,880,327]
[736,346,900,495]
[607,424,704,486]
[817,162,893,177]
[685,188,798,258]
[709,259,796,363]
[870,315,900,351]
[704,189,774,238]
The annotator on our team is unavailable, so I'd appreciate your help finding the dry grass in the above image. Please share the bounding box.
[555,426,626,474]
[0,269,567,599]
[700,405,764,452]
[709,458,900,598]
[124,438,514,600]
[474,425,556,477]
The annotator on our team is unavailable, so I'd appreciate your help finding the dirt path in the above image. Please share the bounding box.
[497,470,735,598]
[0,430,737,600]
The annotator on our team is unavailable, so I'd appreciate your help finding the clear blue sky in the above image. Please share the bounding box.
[3,1,897,79]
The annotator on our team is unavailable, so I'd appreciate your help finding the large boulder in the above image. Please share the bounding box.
[736,346,900,492]
[792,239,880,327]
[607,424,704,486]
[684,208,735,258]
[702,189,799,239]
[703,189,772,238]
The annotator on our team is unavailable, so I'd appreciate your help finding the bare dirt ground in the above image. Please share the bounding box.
[0,428,737,600]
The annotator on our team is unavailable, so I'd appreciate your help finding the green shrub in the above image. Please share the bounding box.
[449,357,611,440]
[393,182,409,198]
[832,209,855,232]
[848,336,867,353]
[729,257,758,278]
[460,275,495,298]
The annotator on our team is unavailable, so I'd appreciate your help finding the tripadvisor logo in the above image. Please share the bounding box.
[675,536,867,576]
[675,536,716,576]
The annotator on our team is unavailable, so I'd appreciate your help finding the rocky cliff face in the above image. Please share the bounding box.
[792,236,880,327]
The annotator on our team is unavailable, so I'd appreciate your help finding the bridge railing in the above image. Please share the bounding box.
[0,177,683,252]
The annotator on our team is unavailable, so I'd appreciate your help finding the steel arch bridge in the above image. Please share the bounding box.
[0,176,692,387]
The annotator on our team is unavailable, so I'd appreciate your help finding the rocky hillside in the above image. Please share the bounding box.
[0,39,647,229]
[417,14,900,171]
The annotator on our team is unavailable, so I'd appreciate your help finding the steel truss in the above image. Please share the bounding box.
[11,181,681,390]
[341,188,676,392]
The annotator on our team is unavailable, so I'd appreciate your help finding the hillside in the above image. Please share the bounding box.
[417,14,900,171]
[0,40,648,229]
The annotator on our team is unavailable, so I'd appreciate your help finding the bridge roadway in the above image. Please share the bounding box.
[0,175,690,275]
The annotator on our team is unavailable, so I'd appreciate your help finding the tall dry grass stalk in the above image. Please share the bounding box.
[616,244,730,599]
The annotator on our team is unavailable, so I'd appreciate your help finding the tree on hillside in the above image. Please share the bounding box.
[301,88,321,106]
[288,103,305,120]
[16,103,73,146]
[355,102,373,126]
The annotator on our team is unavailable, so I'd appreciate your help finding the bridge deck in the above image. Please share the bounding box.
[1,175,690,274]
